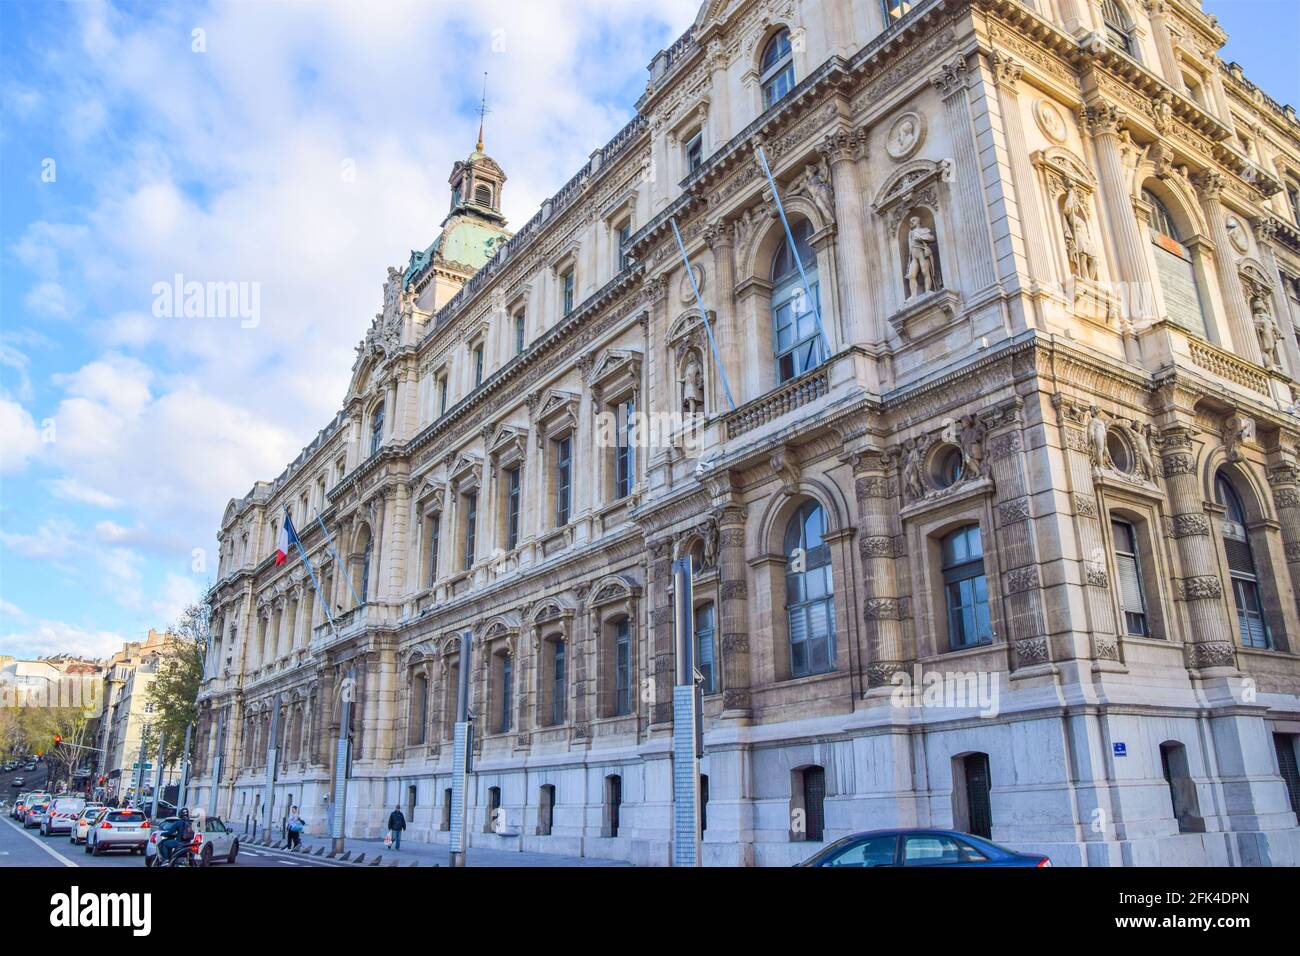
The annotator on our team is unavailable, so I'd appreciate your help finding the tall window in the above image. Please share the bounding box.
[615,397,635,499]
[1143,189,1208,339]
[695,602,717,695]
[1215,472,1271,648]
[684,131,703,173]
[759,29,794,108]
[801,766,826,842]
[359,533,373,604]
[438,376,449,416]
[552,639,567,725]
[514,312,526,355]
[506,466,521,550]
[555,436,572,526]
[941,525,992,649]
[369,403,385,457]
[463,492,478,570]
[1101,0,1134,56]
[499,653,513,732]
[614,619,632,716]
[772,218,822,383]
[473,344,484,387]
[1287,182,1300,226]
[410,672,428,745]
[562,269,575,315]
[617,222,632,271]
[1112,519,1149,636]
[882,1,914,24]
[427,514,440,586]
[784,500,835,678]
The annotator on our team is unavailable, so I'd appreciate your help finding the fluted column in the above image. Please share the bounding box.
[1081,102,1155,325]
[1158,423,1237,670]
[1267,459,1300,629]
[848,450,907,691]
[818,125,872,347]
[1195,171,1260,362]
[929,54,998,293]
[716,504,752,719]
[1142,0,1184,90]
[646,537,674,728]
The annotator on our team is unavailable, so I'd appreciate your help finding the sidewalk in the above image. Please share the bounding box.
[261,831,632,867]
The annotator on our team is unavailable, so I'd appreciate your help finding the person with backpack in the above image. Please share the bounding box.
[285,805,304,849]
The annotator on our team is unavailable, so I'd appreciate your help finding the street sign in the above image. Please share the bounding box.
[1113,742,1127,757]
[131,762,153,770]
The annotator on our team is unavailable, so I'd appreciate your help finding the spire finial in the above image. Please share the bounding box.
[476,72,489,152]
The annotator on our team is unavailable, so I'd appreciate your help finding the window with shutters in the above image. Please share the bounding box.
[1273,734,1300,817]
[695,602,717,695]
[784,500,836,678]
[1101,0,1135,56]
[1143,188,1209,339]
[941,525,993,649]
[1215,472,1271,649]
[1111,519,1149,636]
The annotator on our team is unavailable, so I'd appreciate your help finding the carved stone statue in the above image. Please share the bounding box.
[1252,296,1283,370]
[1130,420,1157,482]
[699,516,720,570]
[957,414,986,478]
[804,160,836,225]
[680,350,704,414]
[1224,412,1255,463]
[904,216,938,299]
[1086,405,1110,467]
[1061,184,1098,281]
[901,435,928,501]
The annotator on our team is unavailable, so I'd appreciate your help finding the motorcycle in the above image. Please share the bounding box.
[159,834,202,868]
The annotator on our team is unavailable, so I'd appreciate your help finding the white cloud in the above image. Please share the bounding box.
[0,397,42,474]
[48,478,122,508]
[0,619,129,660]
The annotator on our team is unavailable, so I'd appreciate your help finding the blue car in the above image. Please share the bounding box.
[798,829,1051,867]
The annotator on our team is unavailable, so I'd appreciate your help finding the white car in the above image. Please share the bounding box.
[144,815,240,867]
[41,796,86,836]
[85,807,151,855]
[70,804,105,844]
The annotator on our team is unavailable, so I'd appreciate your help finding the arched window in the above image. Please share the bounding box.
[1143,188,1208,339]
[1215,472,1271,648]
[474,183,492,206]
[1101,0,1134,56]
[941,525,992,649]
[759,29,794,108]
[695,602,717,695]
[369,402,385,457]
[410,671,428,745]
[772,218,822,383]
[784,500,835,678]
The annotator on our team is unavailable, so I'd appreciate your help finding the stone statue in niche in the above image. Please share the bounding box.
[680,349,705,414]
[1086,405,1110,467]
[904,216,939,299]
[1252,295,1283,370]
[1061,184,1098,281]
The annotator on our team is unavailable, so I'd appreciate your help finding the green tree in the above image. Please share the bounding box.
[143,601,209,770]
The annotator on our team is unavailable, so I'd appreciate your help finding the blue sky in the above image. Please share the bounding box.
[0,0,1295,660]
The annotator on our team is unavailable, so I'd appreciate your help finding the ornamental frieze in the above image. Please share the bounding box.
[998,498,1031,524]
[859,535,898,559]
[1166,513,1211,537]
[866,661,906,689]
[1162,453,1196,478]
[1006,566,1040,593]
[864,598,903,620]
[1187,641,1236,669]
[1177,575,1223,600]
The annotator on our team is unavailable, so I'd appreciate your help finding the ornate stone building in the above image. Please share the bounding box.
[191,0,1300,865]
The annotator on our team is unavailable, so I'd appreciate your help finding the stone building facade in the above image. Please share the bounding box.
[190,0,1300,865]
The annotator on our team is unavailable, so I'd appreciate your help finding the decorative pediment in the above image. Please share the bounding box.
[587,572,642,609]
[402,641,438,668]
[533,389,580,436]
[448,453,483,490]
[528,597,575,627]
[418,479,446,514]
[586,348,642,397]
[1032,147,1097,197]
[872,159,953,229]
[487,424,528,465]
[479,613,522,643]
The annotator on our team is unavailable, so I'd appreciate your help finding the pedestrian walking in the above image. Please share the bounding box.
[286,805,304,849]
[387,804,406,851]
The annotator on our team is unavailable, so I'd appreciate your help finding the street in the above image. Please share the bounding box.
[0,812,346,868]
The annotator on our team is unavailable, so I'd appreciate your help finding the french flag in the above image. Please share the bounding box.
[275,510,300,566]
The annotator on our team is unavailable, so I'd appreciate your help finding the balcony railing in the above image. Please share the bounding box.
[724,363,831,439]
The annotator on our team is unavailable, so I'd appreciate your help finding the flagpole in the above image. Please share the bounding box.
[754,144,833,361]
[284,509,336,635]
[670,217,737,412]
[314,510,364,609]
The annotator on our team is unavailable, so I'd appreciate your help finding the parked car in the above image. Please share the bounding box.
[191,815,239,866]
[23,801,50,829]
[797,829,1052,868]
[41,796,87,836]
[85,807,150,855]
[70,804,105,845]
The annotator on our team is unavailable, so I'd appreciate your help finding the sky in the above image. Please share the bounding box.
[0,0,1295,662]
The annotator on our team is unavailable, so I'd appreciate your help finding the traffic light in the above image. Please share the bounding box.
[54,735,62,746]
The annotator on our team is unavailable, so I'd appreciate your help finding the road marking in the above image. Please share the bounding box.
[2,818,77,867]
[277,859,302,865]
